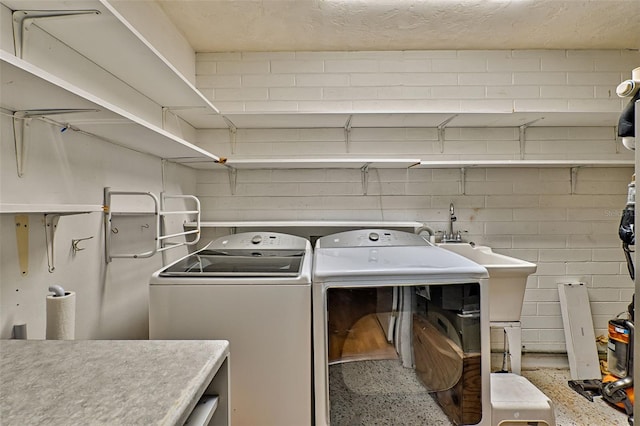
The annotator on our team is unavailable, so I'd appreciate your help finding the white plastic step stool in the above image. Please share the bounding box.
[491,373,556,426]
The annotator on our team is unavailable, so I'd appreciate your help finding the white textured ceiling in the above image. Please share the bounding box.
[155,0,640,52]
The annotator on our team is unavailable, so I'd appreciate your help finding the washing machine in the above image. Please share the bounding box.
[312,229,491,425]
[149,232,312,426]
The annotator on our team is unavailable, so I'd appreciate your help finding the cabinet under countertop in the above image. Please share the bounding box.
[0,339,229,426]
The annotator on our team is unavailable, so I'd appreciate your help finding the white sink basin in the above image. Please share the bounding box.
[437,243,537,322]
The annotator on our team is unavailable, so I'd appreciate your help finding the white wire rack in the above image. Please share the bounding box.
[103,187,200,262]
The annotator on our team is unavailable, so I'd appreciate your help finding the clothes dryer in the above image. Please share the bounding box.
[150,232,312,426]
[312,229,490,425]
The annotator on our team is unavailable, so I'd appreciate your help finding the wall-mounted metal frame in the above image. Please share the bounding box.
[103,187,201,263]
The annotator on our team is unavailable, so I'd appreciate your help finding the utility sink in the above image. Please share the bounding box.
[437,243,537,322]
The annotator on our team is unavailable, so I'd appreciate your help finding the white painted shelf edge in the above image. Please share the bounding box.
[201,110,623,130]
[413,159,634,168]
[224,158,420,169]
[1,51,223,166]
[184,157,633,170]
[99,0,220,114]
[0,204,103,214]
[185,220,426,231]
[2,0,225,128]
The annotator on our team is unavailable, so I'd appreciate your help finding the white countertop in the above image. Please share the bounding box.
[0,339,229,426]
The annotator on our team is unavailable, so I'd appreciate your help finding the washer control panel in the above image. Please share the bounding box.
[211,232,309,251]
[316,229,429,248]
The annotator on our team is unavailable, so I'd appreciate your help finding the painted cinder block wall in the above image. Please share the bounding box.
[0,2,198,340]
[193,49,639,353]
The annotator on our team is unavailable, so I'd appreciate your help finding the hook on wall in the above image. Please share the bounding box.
[71,236,94,253]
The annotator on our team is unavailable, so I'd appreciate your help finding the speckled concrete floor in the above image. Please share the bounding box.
[522,368,630,426]
[328,362,631,425]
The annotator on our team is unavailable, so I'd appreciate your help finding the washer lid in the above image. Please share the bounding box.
[313,245,488,282]
[159,232,309,278]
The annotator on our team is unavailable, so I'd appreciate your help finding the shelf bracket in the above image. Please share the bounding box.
[15,214,29,276]
[12,112,31,178]
[44,214,60,273]
[437,114,458,153]
[344,115,353,153]
[12,109,100,177]
[12,9,100,58]
[519,118,544,160]
[519,124,527,160]
[361,163,370,195]
[228,168,238,195]
[570,167,579,195]
[460,167,467,195]
[161,107,186,139]
[222,116,238,154]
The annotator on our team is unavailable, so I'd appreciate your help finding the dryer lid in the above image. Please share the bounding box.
[313,245,488,282]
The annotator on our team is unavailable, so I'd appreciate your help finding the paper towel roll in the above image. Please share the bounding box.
[46,291,76,340]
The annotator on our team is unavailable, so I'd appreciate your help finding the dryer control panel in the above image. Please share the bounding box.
[315,229,430,248]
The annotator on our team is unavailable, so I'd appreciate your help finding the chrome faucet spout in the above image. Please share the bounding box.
[448,203,457,238]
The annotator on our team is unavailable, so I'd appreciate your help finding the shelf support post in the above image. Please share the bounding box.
[361,163,370,195]
[344,115,353,153]
[437,114,458,153]
[12,9,100,58]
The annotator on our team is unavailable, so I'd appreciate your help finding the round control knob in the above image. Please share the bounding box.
[368,232,379,242]
[251,235,262,244]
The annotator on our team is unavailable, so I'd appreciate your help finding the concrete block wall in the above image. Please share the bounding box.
[193,49,639,353]
[196,50,638,114]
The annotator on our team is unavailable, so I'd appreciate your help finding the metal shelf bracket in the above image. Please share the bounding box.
[15,214,29,276]
[228,168,238,195]
[519,118,544,160]
[570,166,579,195]
[361,163,370,195]
[344,115,353,153]
[12,9,100,59]
[161,107,190,139]
[460,167,467,195]
[44,213,60,273]
[12,109,99,177]
[222,116,238,154]
[519,125,528,160]
[437,114,458,153]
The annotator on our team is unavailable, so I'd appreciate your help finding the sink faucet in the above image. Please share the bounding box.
[448,203,456,236]
[443,203,462,242]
